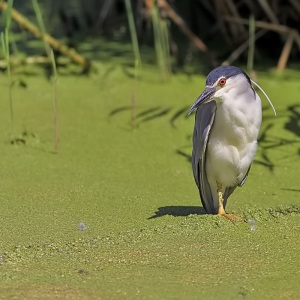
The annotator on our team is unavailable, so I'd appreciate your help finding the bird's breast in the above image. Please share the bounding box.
[206,92,262,187]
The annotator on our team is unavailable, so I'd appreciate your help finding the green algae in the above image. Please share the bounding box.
[0,65,299,299]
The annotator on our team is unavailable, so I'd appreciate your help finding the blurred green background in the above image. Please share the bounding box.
[2,0,300,74]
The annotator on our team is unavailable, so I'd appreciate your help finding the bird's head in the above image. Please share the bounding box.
[188,66,254,115]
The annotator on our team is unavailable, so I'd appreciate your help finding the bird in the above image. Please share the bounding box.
[188,66,276,219]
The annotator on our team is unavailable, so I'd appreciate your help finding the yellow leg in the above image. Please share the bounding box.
[217,181,226,216]
[216,181,243,222]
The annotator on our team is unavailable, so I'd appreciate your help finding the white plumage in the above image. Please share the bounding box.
[206,74,262,213]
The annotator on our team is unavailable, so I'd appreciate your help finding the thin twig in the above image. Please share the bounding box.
[292,31,300,51]
[277,32,294,72]
[224,16,290,34]
[257,0,279,24]
[157,0,208,53]
[288,0,300,16]
[224,16,300,72]
[225,0,247,40]
[222,30,267,65]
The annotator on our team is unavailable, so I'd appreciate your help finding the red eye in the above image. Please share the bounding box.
[219,78,226,86]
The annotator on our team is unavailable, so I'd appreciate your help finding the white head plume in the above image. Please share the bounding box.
[251,79,276,116]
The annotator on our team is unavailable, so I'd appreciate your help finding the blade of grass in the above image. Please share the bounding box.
[247,14,255,75]
[124,0,142,70]
[2,0,14,132]
[0,32,5,57]
[32,0,59,153]
[152,4,170,80]
[124,0,141,129]
[160,14,171,76]
[50,49,59,153]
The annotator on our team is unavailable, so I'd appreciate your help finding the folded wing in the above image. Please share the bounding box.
[192,101,217,214]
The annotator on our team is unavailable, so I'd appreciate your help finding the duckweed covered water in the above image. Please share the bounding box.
[0,65,299,299]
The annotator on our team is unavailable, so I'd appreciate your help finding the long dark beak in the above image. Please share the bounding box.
[188,87,215,115]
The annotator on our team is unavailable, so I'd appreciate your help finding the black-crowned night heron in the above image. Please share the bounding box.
[188,66,276,219]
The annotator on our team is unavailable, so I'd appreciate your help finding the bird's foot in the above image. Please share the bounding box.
[216,182,244,223]
[217,212,244,223]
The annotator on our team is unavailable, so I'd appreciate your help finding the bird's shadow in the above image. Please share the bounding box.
[109,105,189,129]
[148,206,206,219]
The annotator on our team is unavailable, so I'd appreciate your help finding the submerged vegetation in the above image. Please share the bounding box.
[0,1,300,299]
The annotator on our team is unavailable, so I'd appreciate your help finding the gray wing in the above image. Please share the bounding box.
[192,101,217,214]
